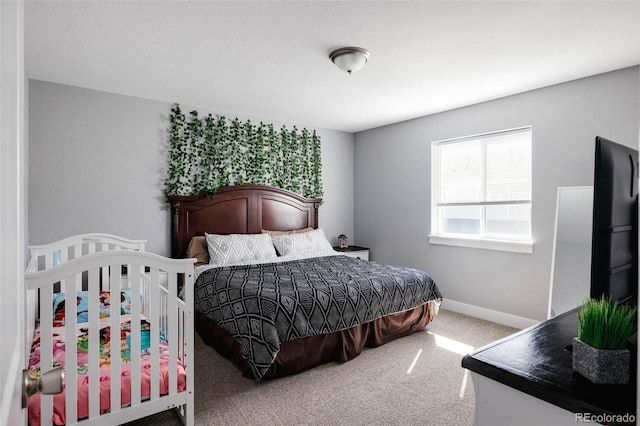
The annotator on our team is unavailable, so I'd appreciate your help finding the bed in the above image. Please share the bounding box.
[25,234,195,425]
[168,184,442,380]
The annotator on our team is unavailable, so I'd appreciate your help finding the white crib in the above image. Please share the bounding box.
[25,234,195,425]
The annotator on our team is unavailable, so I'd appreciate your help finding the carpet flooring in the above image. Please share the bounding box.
[124,309,518,426]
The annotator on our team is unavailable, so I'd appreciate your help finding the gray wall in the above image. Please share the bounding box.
[354,66,639,322]
[28,80,355,255]
[28,68,639,322]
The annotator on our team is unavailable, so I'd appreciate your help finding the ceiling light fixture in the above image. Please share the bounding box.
[329,47,370,74]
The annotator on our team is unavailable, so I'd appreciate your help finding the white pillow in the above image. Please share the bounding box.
[270,228,335,258]
[205,233,278,267]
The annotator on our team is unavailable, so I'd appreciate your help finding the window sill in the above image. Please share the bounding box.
[428,234,534,254]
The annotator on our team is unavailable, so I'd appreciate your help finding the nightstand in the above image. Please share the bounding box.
[333,245,370,261]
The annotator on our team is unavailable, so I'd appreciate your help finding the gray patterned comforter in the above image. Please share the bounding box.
[194,254,442,380]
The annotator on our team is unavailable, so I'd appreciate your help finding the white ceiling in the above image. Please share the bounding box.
[24,1,640,133]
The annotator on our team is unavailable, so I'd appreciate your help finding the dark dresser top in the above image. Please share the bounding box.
[332,245,369,252]
[462,308,636,417]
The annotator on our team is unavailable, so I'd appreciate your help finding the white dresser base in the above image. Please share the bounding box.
[470,373,588,426]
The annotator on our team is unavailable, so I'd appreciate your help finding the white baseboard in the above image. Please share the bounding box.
[441,298,540,330]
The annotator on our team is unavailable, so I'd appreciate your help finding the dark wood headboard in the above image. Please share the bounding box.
[167,184,322,258]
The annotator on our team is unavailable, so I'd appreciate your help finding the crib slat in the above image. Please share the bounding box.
[87,267,100,419]
[45,252,53,270]
[168,271,178,395]
[186,267,195,426]
[40,286,54,425]
[149,267,160,400]
[73,243,81,261]
[64,273,79,424]
[130,264,142,407]
[109,263,122,414]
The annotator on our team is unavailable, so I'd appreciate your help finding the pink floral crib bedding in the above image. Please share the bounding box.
[27,291,187,426]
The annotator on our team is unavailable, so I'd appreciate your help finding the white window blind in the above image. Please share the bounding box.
[430,127,533,252]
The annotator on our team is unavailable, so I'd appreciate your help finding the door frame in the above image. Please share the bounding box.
[0,1,27,424]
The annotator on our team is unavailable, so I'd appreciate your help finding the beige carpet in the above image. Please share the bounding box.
[124,309,517,426]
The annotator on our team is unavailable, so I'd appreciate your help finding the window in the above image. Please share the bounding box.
[429,127,533,253]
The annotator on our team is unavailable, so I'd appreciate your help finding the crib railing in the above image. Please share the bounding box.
[25,251,194,426]
[27,233,146,274]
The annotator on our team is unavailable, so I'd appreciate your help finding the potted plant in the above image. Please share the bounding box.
[572,297,636,384]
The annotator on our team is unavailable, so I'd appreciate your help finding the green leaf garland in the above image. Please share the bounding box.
[164,104,323,198]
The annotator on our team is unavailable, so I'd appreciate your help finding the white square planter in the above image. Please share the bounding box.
[572,337,630,384]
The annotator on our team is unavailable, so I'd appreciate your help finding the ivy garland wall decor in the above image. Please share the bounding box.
[164,104,323,198]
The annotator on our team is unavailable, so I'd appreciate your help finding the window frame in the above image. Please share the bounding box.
[429,126,534,254]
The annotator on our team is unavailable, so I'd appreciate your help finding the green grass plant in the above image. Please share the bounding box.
[578,297,636,350]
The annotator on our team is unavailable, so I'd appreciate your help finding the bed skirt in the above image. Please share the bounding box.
[196,300,439,380]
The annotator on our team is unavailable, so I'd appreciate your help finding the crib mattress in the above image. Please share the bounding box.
[27,315,187,426]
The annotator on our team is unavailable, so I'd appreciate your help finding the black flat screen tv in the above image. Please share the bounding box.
[590,136,638,305]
